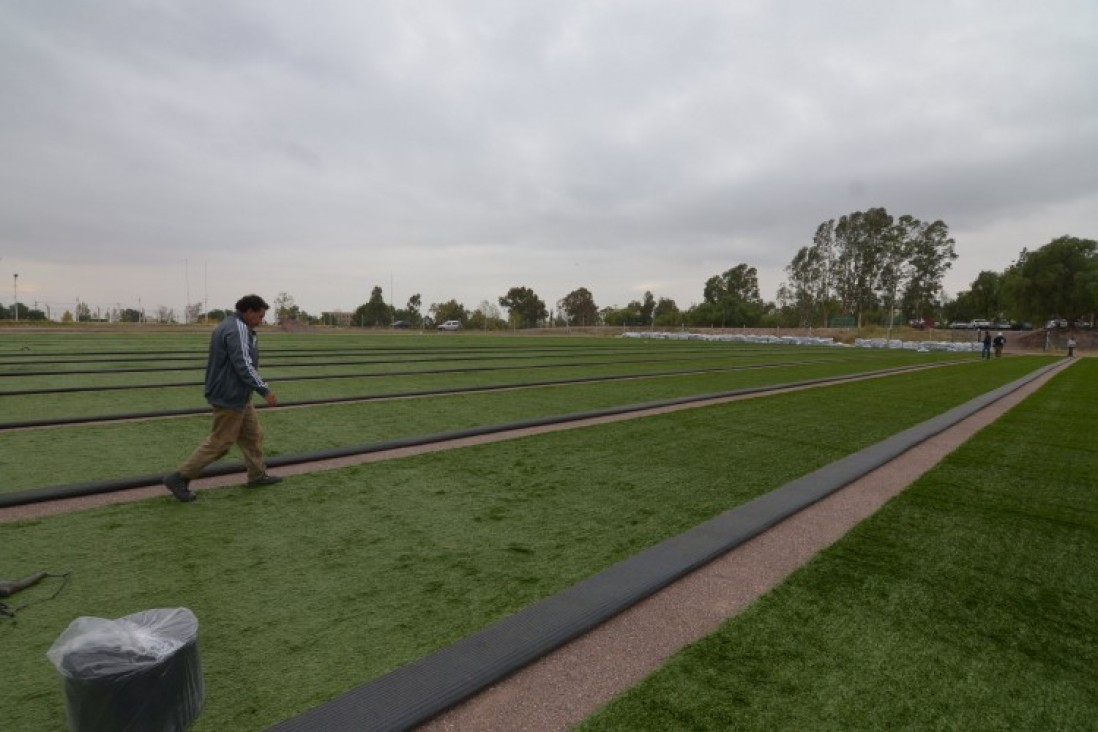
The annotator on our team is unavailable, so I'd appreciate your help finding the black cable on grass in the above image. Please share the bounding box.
[0,342,738,366]
[0,351,765,387]
[0,357,857,430]
[0,353,844,397]
[0,571,72,620]
[0,341,756,362]
[0,361,957,508]
[0,346,763,378]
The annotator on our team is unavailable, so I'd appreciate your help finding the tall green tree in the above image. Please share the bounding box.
[691,263,765,327]
[1001,236,1098,322]
[558,287,599,326]
[392,293,423,326]
[600,304,644,326]
[820,207,955,327]
[498,286,548,329]
[354,286,391,326]
[944,271,1003,324]
[832,207,894,327]
[406,294,422,325]
[901,217,956,322]
[616,291,658,327]
[971,270,1004,319]
[429,299,467,325]
[652,297,681,327]
[784,221,836,327]
[704,263,762,305]
[639,291,656,325]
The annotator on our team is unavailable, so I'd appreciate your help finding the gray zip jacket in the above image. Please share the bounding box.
[204,313,271,410]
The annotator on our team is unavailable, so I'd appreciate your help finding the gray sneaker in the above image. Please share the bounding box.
[163,472,197,502]
[246,474,284,488]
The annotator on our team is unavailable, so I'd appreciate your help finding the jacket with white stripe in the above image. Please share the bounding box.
[203,313,271,411]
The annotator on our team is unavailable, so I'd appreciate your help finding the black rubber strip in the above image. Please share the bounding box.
[0,355,843,421]
[0,357,874,432]
[0,345,749,377]
[0,342,726,362]
[267,359,1065,732]
[0,361,942,507]
[0,352,801,395]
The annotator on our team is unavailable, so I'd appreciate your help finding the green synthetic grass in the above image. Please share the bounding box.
[0,350,856,420]
[1,357,1062,731]
[0,337,910,422]
[580,358,1098,731]
[0,354,1023,492]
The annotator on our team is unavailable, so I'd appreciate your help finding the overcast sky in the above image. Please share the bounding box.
[2,1,1096,320]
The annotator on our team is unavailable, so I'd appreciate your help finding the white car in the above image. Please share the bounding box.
[437,320,462,331]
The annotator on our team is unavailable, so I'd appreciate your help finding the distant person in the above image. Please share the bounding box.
[1067,335,1077,358]
[163,294,282,502]
[992,331,1006,358]
[981,330,992,360]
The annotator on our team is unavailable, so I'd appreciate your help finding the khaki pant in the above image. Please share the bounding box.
[179,403,267,481]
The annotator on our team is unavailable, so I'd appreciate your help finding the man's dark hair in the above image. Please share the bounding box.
[235,294,270,313]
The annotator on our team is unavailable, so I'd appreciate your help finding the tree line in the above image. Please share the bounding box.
[287,206,1090,331]
[945,236,1098,327]
[8,207,1090,330]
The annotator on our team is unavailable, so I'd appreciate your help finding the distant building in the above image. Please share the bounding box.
[323,310,354,326]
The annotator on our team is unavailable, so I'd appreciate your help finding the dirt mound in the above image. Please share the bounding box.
[1012,328,1095,353]
[278,318,315,333]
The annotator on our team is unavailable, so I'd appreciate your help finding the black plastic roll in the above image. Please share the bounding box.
[47,608,204,732]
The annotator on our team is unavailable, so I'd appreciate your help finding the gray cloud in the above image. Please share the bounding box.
[1,0,1096,317]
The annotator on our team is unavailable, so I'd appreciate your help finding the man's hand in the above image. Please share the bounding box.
[264,391,278,407]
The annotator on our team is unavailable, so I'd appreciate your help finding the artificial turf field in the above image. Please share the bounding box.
[1,331,1091,730]
[582,357,1097,730]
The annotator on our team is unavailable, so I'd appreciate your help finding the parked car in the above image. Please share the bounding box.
[391,320,411,329]
[969,319,992,330]
[437,320,462,331]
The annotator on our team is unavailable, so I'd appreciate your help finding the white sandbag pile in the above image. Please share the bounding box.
[853,338,981,353]
[622,331,838,347]
[622,331,982,353]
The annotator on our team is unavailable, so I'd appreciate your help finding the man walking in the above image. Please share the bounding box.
[164,294,282,502]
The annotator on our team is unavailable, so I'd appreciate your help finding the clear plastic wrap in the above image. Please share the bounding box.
[47,607,204,732]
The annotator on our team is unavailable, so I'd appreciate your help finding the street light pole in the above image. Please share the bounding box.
[13,273,18,322]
